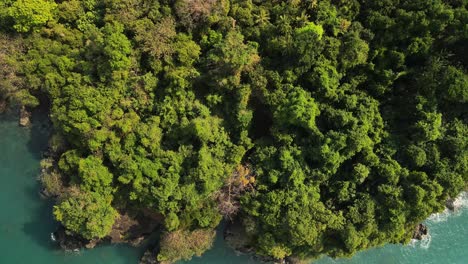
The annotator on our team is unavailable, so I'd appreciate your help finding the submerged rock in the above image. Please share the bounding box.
[19,106,31,127]
[412,223,428,240]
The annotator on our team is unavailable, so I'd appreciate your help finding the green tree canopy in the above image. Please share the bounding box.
[8,0,56,32]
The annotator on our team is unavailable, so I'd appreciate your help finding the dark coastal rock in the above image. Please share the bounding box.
[224,221,290,264]
[412,223,428,240]
[139,250,160,264]
[109,214,140,244]
[446,198,456,211]
[285,256,307,264]
[109,211,161,246]
[19,106,31,127]
[85,238,101,249]
[52,226,88,251]
[50,211,162,255]
[39,187,50,199]
[39,186,59,199]
[129,236,146,247]
[224,221,254,254]
[251,255,285,264]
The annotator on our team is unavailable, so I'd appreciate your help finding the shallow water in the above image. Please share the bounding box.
[0,113,466,264]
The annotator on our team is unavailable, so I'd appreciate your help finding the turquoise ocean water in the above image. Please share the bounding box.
[0,113,466,264]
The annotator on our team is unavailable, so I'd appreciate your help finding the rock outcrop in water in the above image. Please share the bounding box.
[445,193,467,211]
[53,226,88,251]
[53,211,162,254]
[446,198,456,211]
[412,224,428,240]
[139,250,159,264]
[19,106,31,127]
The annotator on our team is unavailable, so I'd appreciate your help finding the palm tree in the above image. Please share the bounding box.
[254,8,270,26]
[278,15,292,35]
[304,0,318,10]
[296,11,310,26]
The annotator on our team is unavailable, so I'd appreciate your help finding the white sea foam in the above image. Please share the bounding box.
[452,191,468,209]
[427,208,451,223]
[407,233,432,250]
[408,239,418,248]
[419,233,432,249]
[427,191,468,223]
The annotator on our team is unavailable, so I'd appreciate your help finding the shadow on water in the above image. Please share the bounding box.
[0,108,18,123]
[26,107,52,157]
[0,106,51,156]
[22,183,58,252]
[19,107,58,251]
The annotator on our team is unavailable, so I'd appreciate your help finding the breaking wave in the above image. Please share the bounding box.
[408,232,432,250]
[427,191,468,223]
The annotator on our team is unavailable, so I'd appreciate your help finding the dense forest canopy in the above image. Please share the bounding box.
[0,0,467,263]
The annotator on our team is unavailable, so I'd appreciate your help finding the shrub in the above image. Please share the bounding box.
[157,229,215,263]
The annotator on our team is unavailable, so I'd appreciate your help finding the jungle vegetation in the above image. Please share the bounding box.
[0,0,467,263]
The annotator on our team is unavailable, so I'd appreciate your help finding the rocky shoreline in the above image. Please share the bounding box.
[222,221,304,264]
[412,223,428,240]
[443,192,468,216]
[52,226,88,252]
[50,211,162,253]
[51,192,468,263]
[445,194,466,211]
[24,96,465,264]
[6,94,465,263]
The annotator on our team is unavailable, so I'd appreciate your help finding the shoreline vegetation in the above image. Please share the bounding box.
[1,1,467,264]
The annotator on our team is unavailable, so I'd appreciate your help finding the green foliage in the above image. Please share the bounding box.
[78,156,114,194]
[296,22,324,39]
[406,145,427,168]
[157,229,215,263]
[8,0,57,32]
[274,86,320,131]
[164,212,180,232]
[39,158,64,197]
[53,190,117,239]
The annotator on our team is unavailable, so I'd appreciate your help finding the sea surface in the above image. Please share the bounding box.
[0,113,467,264]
